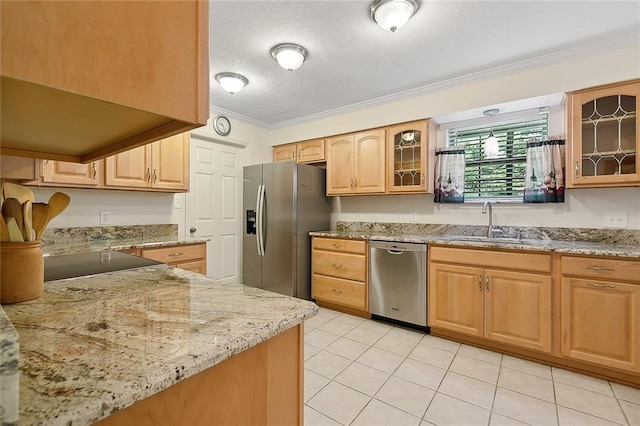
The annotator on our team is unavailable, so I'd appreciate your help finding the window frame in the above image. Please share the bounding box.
[444,110,549,203]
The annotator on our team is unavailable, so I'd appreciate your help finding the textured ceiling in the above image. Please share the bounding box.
[209,1,640,127]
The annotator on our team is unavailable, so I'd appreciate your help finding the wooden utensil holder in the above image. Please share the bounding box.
[1,241,44,304]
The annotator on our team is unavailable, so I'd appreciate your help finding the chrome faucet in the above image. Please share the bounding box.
[482,201,494,238]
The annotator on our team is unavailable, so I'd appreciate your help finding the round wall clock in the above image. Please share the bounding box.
[213,115,231,136]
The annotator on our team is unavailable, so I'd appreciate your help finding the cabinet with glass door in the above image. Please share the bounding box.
[567,79,640,187]
[386,120,435,193]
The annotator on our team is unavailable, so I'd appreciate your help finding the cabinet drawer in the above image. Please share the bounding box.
[177,260,207,275]
[561,256,640,283]
[313,250,366,281]
[430,246,551,273]
[141,243,205,264]
[312,274,366,310]
[313,237,366,254]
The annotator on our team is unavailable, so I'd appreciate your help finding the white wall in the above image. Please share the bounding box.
[45,108,272,233]
[269,44,640,231]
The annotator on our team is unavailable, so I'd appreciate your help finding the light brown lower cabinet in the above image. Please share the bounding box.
[428,249,552,353]
[560,255,640,373]
[140,242,207,275]
[312,237,369,317]
[428,247,640,385]
[95,324,303,426]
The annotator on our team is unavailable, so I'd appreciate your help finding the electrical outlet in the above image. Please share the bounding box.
[604,211,627,229]
[173,197,183,209]
[409,212,418,222]
[100,210,111,225]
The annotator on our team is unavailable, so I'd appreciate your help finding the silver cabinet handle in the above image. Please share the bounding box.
[587,283,615,289]
[575,162,579,177]
[168,252,184,257]
[146,168,151,183]
[478,275,482,290]
[486,275,490,292]
[153,168,158,183]
[331,289,343,295]
[332,243,343,249]
[354,178,358,187]
[332,263,343,269]
[587,266,615,271]
[92,163,97,179]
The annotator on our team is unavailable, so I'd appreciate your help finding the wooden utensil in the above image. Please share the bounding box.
[31,192,71,240]
[0,213,9,242]
[47,192,71,222]
[23,201,33,242]
[2,198,24,237]
[2,181,35,204]
[32,202,50,241]
[6,217,24,242]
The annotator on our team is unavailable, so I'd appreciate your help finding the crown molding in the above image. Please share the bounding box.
[211,28,639,130]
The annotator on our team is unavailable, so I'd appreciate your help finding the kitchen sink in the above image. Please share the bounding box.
[441,236,538,245]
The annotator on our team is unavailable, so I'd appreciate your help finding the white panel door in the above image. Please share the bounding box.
[186,137,244,282]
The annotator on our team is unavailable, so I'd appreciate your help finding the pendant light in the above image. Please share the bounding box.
[483,108,500,159]
[215,72,249,94]
[370,0,419,32]
[271,43,308,71]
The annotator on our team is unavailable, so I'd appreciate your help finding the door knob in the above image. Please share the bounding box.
[189,227,197,234]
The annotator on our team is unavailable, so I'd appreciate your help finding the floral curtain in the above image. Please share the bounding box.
[524,139,565,203]
[434,147,465,203]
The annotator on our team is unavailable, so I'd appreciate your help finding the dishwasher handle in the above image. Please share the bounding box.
[387,249,404,255]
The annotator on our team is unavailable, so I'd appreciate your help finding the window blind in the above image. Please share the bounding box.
[446,113,549,200]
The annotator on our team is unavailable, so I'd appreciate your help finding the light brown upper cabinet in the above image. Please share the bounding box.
[386,120,436,193]
[567,80,640,187]
[326,129,386,195]
[273,144,297,163]
[42,160,102,187]
[0,1,208,163]
[297,139,325,164]
[105,133,190,192]
[272,139,325,164]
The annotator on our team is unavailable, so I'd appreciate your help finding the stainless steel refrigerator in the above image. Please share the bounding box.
[243,161,330,300]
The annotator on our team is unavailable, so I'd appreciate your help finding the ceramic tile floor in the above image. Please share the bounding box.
[303,308,640,426]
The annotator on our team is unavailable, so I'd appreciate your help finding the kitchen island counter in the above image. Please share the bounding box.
[1,267,316,425]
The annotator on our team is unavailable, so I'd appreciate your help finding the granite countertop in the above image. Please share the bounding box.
[41,235,209,257]
[309,230,640,258]
[0,267,317,425]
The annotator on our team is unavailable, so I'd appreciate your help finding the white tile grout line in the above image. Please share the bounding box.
[304,312,639,426]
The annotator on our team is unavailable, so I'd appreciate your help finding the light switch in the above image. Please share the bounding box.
[100,210,111,225]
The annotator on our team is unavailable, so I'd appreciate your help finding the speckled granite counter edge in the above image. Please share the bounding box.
[0,307,19,425]
[309,230,640,258]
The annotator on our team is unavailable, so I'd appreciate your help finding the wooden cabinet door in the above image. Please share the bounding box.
[561,277,640,372]
[568,81,640,187]
[42,160,100,186]
[484,269,552,353]
[104,145,151,188]
[297,139,325,163]
[326,135,354,195]
[273,144,296,162]
[353,129,386,194]
[151,133,189,191]
[428,263,483,337]
[387,121,428,193]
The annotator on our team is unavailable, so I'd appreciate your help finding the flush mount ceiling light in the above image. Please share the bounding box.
[483,108,500,159]
[370,0,419,32]
[270,43,308,71]
[215,72,249,94]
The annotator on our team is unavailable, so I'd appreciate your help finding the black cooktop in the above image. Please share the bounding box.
[44,251,165,282]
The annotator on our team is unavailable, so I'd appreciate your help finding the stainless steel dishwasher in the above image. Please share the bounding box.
[369,241,428,327]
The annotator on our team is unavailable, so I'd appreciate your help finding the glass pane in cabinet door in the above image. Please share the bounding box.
[580,94,636,176]
[393,130,422,186]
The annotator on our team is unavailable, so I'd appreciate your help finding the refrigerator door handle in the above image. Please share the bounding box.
[257,184,266,256]
[255,184,263,256]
